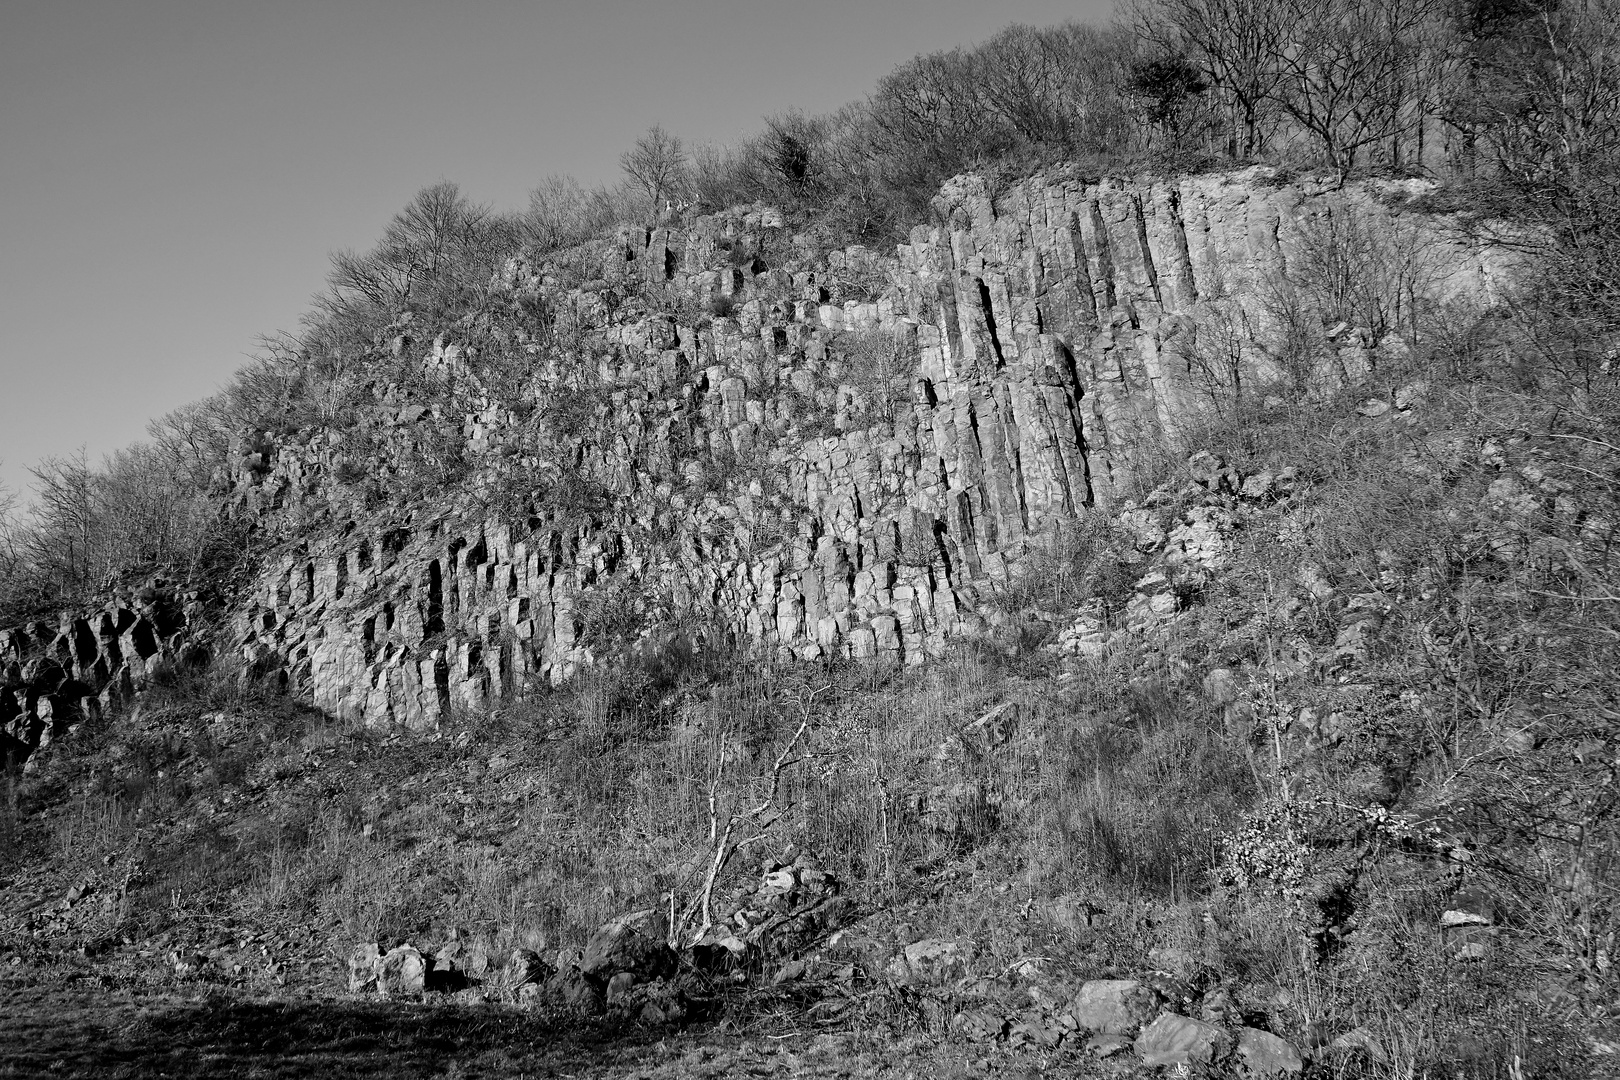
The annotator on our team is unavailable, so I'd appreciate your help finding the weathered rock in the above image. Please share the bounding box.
[1135,1012,1232,1067]
[546,965,607,1015]
[1070,979,1161,1035]
[1,171,1516,779]
[377,944,427,996]
[1441,885,1497,927]
[894,939,970,985]
[581,908,677,984]
[347,942,383,993]
[501,947,552,988]
[605,971,637,1004]
[1330,1025,1391,1065]
[1236,1027,1305,1077]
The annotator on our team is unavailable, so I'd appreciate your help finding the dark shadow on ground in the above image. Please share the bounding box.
[0,989,687,1078]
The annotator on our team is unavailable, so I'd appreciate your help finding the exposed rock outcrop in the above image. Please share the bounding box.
[2,168,1516,749]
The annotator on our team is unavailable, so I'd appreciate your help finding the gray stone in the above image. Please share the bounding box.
[1236,1027,1304,1077]
[605,971,637,1004]
[581,908,676,983]
[347,942,382,993]
[1070,979,1161,1035]
[898,939,969,985]
[1135,1012,1231,1067]
[377,944,427,996]
[502,947,551,987]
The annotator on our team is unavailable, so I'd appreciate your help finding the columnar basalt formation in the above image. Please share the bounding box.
[1,587,202,770]
[1,169,1515,747]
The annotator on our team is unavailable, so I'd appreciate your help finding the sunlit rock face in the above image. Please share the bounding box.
[2,168,1515,738]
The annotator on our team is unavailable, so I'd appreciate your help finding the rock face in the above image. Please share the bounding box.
[1,584,202,771]
[1,168,1514,748]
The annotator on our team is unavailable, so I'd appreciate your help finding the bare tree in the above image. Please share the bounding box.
[524,174,589,251]
[316,182,510,334]
[620,125,690,218]
[675,685,828,946]
[1272,0,1444,174]
[1457,0,1620,187]
[1126,0,1292,156]
[22,451,99,601]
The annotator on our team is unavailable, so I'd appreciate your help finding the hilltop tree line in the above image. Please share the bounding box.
[4,0,1620,624]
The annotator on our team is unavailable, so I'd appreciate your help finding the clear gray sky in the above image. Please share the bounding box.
[0,0,1113,500]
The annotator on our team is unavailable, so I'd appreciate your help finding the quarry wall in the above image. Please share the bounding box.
[2,168,1518,750]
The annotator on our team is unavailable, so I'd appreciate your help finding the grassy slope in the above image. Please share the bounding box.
[3,199,1618,1080]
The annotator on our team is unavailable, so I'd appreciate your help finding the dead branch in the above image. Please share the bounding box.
[675,684,829,947]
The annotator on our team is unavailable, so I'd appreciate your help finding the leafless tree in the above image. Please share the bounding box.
[620,125,689,218]
[524,174,590,252]
[316,182,512,334]
[1126,0,1292,156]
[1272,0,1444,174]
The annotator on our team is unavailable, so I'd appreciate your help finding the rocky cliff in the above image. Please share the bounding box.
[2,167,1517,753]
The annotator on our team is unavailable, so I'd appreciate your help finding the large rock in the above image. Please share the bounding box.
[1135,1012,1232,1067]
[544,965,606,1015]
[893,939,970,985]
[1069,979,1161,1035]
[1236,1027,1305,1077]
[347,942,382,993]
[581,908,677,984]
[501,947,553,988]
[377,944,427,996]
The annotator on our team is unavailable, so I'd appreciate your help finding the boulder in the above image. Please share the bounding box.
[581,908,677,984]
[1070,979,1161,1035]
[347,942,382,993]
[1135,1012,1231,1067]
[377,944,427,996]
[501,947,552,988]
[1236,1027,1305,1077]
[545,965,606,1015]
[605,971,637,1005]
[895,939,970,985]
[1329,1025,1391,1066]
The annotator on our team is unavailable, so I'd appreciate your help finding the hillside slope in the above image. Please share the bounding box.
[2,166,1615,1079]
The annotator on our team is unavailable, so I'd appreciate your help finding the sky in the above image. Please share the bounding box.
[0,0,1114,503]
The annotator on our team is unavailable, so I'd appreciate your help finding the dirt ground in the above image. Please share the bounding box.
[0,967,1116,1080]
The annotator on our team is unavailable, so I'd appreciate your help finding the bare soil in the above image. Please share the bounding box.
[0,971,1104,1079]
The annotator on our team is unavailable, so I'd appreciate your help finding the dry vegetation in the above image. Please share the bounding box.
[2,1,1620,1076]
